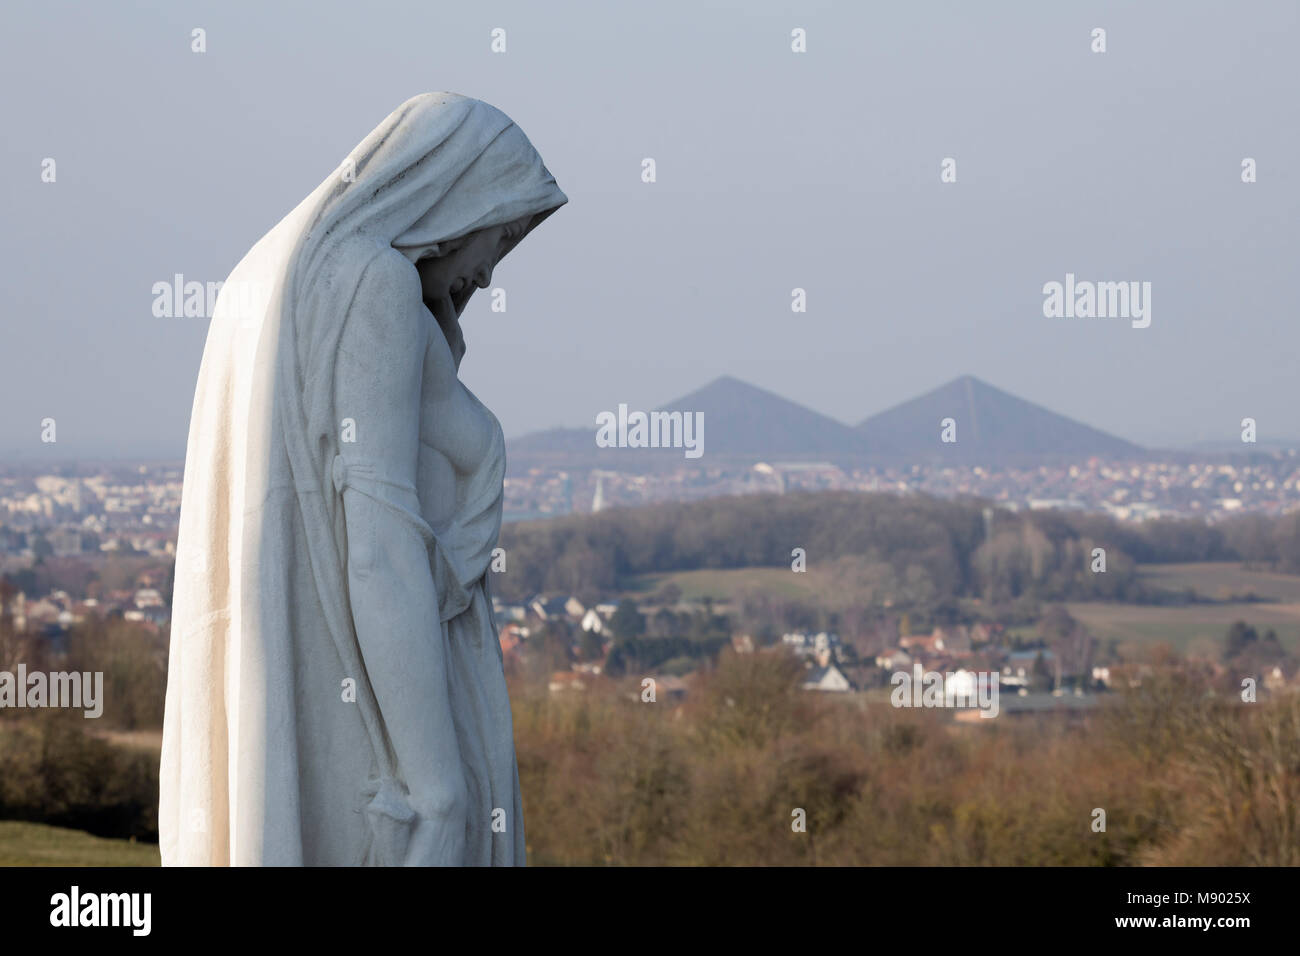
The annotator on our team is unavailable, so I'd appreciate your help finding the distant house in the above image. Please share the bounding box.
[21,597,61,630]
[134,588,164,609]
[932,626,971,655]
[1264,665,1289,692]
[802,664,854,693]
[528,596,556,620]
[783,631,841,664]
[901,635,938,659]
[731,634,755,654]
[875,647,913,670]
[1004,649,1055,686]
[901,627,973,658]
[530,595,584,621]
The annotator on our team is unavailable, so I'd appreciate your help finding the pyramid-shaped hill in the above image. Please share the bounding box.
[855,375,1144,462]
[507,375,866,463]
[654,375,865,458]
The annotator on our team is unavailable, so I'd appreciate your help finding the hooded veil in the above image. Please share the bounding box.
[160,93,566,865]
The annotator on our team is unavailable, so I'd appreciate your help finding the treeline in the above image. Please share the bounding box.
[498,492,981,603]
[497,491,1300,605]
[1,615,167,731]
[0,615,166,841]
[513,653,1300,865]
[0,713,158,842]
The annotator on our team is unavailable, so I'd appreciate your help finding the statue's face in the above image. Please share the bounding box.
[416,215,531,368]
[417,217,530,317]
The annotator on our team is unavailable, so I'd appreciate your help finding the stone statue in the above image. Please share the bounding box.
[159,93,567,865]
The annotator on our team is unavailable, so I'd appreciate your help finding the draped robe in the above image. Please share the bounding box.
[159,93,566,865]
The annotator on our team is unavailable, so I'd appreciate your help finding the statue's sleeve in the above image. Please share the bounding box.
[330,247,471,861]
[331,249,472,621]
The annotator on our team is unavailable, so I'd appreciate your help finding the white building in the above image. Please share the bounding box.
[801,664,853,693]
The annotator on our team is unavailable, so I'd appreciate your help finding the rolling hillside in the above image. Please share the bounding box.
[856,375,1144,462]
[507,373,1145,466]
[507,375,867,463]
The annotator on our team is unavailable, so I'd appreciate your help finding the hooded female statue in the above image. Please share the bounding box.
[160,93,566,866]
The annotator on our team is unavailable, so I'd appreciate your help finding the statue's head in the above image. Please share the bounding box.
[283,93,565,371]
[418,212,535,323]
[414,212,534,364]
[354,94,566,367]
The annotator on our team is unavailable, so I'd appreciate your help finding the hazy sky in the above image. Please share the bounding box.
[2,0,1296,459]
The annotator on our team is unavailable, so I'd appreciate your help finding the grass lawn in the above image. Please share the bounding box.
[0,821,159,867]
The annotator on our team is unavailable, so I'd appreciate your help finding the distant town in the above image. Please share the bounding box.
[504,373,1300,521]
[2,447,1297,699]
[2,374,1296,706]
[4,447,1297,570]
[506,452,1300,523]
[4,437,1298,866]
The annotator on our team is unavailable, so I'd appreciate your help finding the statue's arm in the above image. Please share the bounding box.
[334,248,467,864]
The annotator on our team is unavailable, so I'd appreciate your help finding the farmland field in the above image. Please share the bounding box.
[625,562,1300,654]
[1068,563,1300,654]
[1065,601,1300,654]
[1138,562,1300,603]
[625,567,824,606]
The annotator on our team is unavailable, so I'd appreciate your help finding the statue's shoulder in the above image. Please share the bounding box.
[339,241,425,344]
[345,240,421,296]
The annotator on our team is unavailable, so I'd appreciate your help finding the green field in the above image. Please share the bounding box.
[1139,562,1300,603]
[1068,564,1300,655]
[1067,562,1300,655]
[627,562,1300,655]
[1065,600,1300,656]
[0,821,159,867]
[626,567,826,606]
